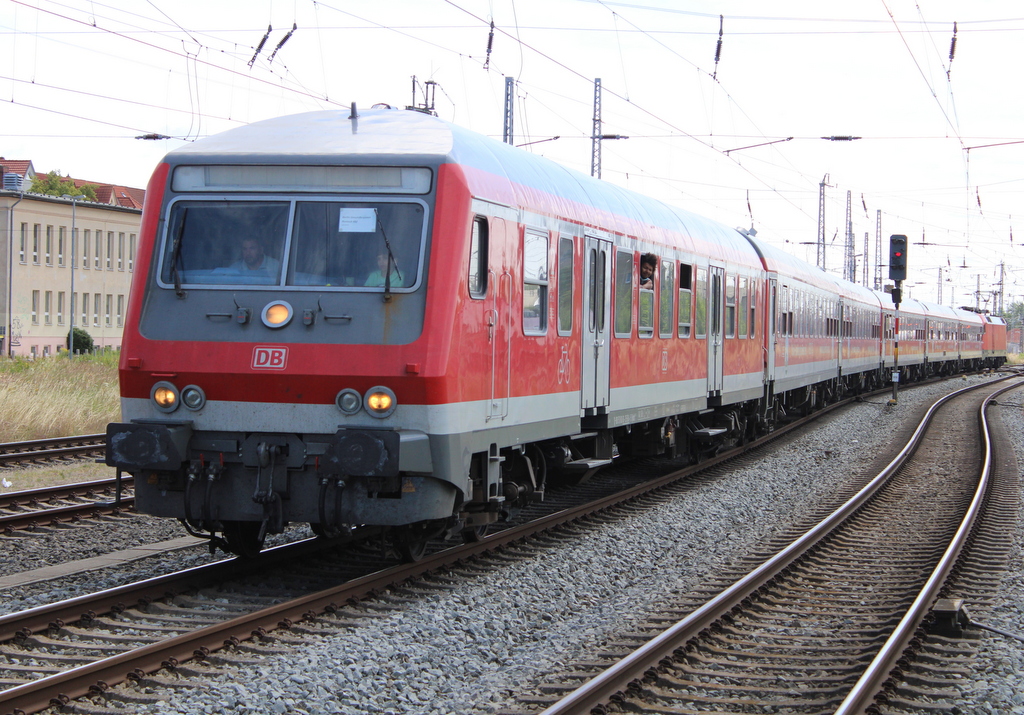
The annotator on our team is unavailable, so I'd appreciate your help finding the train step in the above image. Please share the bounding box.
[690,427,728,441]
[563,457,613,472]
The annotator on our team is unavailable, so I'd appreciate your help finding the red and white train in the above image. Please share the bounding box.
[106,108,1007,556]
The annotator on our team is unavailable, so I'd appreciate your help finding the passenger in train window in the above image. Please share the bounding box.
[639,253,657,289]
[365,251,403,287]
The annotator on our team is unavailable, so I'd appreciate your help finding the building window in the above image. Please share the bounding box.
[468,217,488,299]
[117,294,124,327]
[31,290,39,324]
[44,291,52,325]
[45,225,53,265]
[557,236,573,335]
[83,230,91,269]
[71,228,78,268]
[129,234,136,271]
[118,232,125,270]
[58,291,65,325]
[93,293,101,327]
[42,345,50,357]
[58,226,66,267]
[33,224,40,263]
[94,229,101,269]
[105,294,112,327]
[19,223,27,263]
[106,232,113,270]
[522,230,548,335]
[71,292,77,328]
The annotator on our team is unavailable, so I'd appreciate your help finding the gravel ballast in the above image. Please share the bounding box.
[33,373,1006,715]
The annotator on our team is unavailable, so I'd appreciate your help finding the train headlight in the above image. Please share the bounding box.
[336,388,363,415]
[181,385,207,411]
[261,300,293,328]
[364,386,397,418]
[151,381,180,412]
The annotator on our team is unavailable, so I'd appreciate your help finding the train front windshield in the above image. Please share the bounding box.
[159,199,426,290]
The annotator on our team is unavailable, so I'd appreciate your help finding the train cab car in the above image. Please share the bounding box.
[103,108,769,556]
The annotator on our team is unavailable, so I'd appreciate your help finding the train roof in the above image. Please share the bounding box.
[165,108,763,271]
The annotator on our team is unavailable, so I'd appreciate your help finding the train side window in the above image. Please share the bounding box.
[469,217,488,298]
[557,236,573,335]
[748,280,756,338]
[725,275,736,338]
[678,263,692,338]
[738,276,748,339]
[694,267,708,338]
[523,230,548,335]
[638,253,655,339]
[614,249,633,337]
[659,259,674,338]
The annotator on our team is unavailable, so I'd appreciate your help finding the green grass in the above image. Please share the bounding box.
[0,352,120,442]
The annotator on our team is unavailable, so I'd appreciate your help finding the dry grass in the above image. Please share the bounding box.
[0,352,120,442]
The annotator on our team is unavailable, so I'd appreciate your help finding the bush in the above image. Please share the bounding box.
[67,327,94,354]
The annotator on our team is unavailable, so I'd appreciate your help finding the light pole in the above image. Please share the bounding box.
[61,194,84,358]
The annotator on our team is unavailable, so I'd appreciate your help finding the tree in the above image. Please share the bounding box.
[66,327,94,354]
[29,171,98,201]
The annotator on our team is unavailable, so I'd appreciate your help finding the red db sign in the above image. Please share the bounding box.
[252,346,288,370]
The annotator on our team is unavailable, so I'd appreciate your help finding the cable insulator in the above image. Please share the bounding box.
[949,21,958,62]
[268,22,297,64]
[484,20,495,70]
[712,15,723,80]
[248,24,272,68]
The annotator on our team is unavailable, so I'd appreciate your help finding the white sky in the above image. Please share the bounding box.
[3,0,1022,308]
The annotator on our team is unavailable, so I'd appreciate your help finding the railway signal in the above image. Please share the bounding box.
[888,234,908,282]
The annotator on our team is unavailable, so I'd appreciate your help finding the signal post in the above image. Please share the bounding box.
[888,235,908,404]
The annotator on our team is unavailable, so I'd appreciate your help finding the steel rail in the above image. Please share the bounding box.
[0,475,134,511]
[0,498,135,533]
[535,375,1018,715]
[0,435,105,468]
[833,379,1022,714]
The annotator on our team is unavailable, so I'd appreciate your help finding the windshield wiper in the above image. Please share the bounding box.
[170,208,188,298]
[377,218,402,303]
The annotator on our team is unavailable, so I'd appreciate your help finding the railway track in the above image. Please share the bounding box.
[0,374,1012,714]
[527,376,1020,715]
[0,379,912,715]
[0,434,106,469]
[0,436,135,534]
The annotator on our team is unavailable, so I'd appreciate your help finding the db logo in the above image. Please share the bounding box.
[252,346,288,370]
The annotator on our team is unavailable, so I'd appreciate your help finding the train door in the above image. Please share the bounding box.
[707,265,725,396]
[766,276,777,383]
[582,236,611,412]
[487,218,512,421]
[837,298,845,364]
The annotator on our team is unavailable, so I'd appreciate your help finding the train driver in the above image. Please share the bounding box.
[230,238,281,276]
[639,253,657,289]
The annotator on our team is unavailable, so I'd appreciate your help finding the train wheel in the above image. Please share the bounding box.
[461,525,489,543]
[393,523,432,562]
[222,520,265,558]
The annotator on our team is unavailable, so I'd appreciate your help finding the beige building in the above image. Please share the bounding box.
[1,160,144,357]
